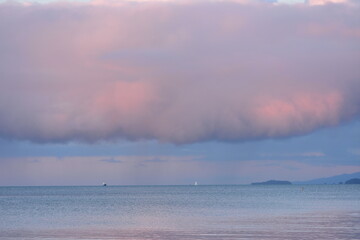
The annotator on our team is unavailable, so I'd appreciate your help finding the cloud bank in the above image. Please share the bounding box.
[0,0,359,144]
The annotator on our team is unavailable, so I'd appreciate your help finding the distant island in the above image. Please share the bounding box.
[251,180,292,185]
[345,178,360,184]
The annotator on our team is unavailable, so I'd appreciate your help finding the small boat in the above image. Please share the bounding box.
[102,182,107,187]
[194,181,198,186]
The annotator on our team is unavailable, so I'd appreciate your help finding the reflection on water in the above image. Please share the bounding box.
[0,185,359,239]
[2,212,360,240]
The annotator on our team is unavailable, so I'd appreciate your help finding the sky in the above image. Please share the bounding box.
[0,0,359,186]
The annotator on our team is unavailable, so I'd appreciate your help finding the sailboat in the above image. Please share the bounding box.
[194,181,198,186]
[102,182,107,187]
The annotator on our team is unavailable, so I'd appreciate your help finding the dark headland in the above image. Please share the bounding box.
[251,180,292,185]
[345,178,360,184]
[294,172,360,185]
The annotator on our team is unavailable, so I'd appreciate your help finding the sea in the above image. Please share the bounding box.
[0,185,359,239]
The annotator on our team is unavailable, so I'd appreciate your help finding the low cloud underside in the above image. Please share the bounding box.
[0,1,359,144]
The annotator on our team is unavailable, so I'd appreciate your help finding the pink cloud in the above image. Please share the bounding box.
[253,92,343,136]
[308,0,349,5]
[0,1,359,143]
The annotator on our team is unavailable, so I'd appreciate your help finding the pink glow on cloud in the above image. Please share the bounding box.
[0,1,359,143]
[254,92,343,136]
[304,23,360,39]
[308,0,349,5]
[93,81,155,122]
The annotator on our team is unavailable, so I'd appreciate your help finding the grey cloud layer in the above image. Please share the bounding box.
[0,1,359,143]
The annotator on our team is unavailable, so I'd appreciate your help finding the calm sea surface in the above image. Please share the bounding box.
[0,185,359,239]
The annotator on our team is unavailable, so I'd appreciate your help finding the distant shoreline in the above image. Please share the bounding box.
[251,180,292,185]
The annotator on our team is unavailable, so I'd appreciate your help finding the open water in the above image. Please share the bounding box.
[0,185,359,239]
